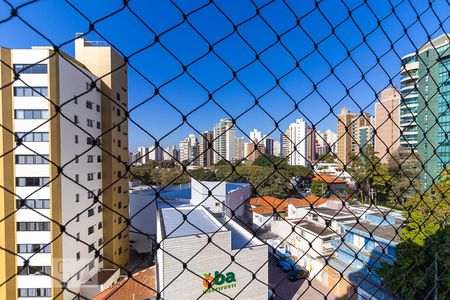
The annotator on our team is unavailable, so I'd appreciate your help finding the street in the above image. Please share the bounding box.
[269,264,337,300]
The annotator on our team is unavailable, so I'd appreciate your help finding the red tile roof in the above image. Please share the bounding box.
[314,174,347,184]
[249,195,329,215]
[93,267,156,300]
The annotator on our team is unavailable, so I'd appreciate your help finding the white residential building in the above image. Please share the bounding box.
[213,119,236,164]
[273,140,281,157]
[287,119,307,166]
[179,134,199,165]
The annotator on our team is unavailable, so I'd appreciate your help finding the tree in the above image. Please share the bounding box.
[348,145,390,205]
[190,168,217,181]
[386,147,421,205]
[377,168,450,299]
[318,152,336,163]
[252,155,285,168]
[311,179,325,196]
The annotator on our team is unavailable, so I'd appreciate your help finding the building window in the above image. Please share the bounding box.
[16,177,49,187]
[13,86,48,97]
[18,265,51,275]
[75,194,79,203]
[17,244,50,253]
[75,174,79,183]
[87,173,94,181]
[86,101,93,109]
[74,115,79,124]
[88,191,95,199]
[88,260,95,271]
[18,288,51,297]
[87,119,93,127]
[16,199,50,209]
[98,222,103,230]
[75,155,79,163]
[96,104,101,112]
[88,226,94,235]
[97,122,101,129]
[14,109,48,119]
[97,172,102,179]
[15,132,49,142]
[14,64,48,74]
[116,93,121,101]
[98,238,103,246]
[16,222,50,231]
[89,243,95,253]
[76,252,80,261]
[117,140,121,147]
[88,208,94,217]
[75,135,79,144]
[76,233,80,241]
[98,206,103,213]
[97,155,102,162]
[87,155,94,163]
[15,155,49,164]
[118,186,122,193]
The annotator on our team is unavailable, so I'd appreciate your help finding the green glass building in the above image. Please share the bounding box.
[400,34,450,189]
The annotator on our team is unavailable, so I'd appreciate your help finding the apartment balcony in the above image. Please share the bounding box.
[400,72,419,84]
[400,61,419,75]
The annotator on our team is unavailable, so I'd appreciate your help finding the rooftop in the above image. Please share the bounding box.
[293,220,336,237]
[160,206,225,239]
[314,174,347,184]
[343,221,404,243]
[310,207,357,219]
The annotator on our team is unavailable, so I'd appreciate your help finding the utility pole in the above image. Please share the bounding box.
[434,251,438,300]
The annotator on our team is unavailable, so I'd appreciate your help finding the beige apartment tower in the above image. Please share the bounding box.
[337,108,373,168]
[198,131,214,167]
[75,38,130,270]
[0,38,129,300]
[375,87,400,163]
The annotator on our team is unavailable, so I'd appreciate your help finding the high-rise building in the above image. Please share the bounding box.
[263,136,274,156]
[213,119,236,164]
[198,131,213,167]
[245,140,265,162]
[337,108,373,168]
[179,134,198,166]
[163,146,179,162]
[273,140,281,157]
[316,129,338,156]
[75,38,130,273]
[137,146,148,165]
[286,119,307,166]
[249,129,262,142]
[306,126,316,164]
[355,115,375,150]
[0,38,129,299]
[235,137,245,161]
[399,34,450,188]
[147,146,163,161]
[281,129,291,158]
[375,87,400,163]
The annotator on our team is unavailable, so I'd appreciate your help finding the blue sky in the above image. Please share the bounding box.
[1,0,449,150]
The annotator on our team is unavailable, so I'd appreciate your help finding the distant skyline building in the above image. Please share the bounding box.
[163,145,179,162]
[198,131,214,167]
[281,129,291,158]
[249,129,262,142]
[235,137,245,161]
[375,86,401,163]
[399,34,450,188]
[306,126,316,164]
[337,108,373,168]
[286,119,308,166]
[179,134,199,166]
[317,129,338,156]
[273,140,281,157]
[263,136,274,156]
[213,118,236,164]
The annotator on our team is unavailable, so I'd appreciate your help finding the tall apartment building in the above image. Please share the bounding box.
[273,140,281,157]
[0,39,128,299]
[249,129,262,142]
[355,115,375,150]
[245,141,265,162]
[375,87,400,163]
[337,108,373,168]
[399,34,450,188]
[306,125,316,164]
[213,119,236,164]
[75,38,129,273]
[198,131,213,167]
[286,119,307,166]
[163,146,179,162]
[235,137,245,161]
[316,129,337,156]
[263,136,274,156]
[281,129,291,158]
[179,134,199,166]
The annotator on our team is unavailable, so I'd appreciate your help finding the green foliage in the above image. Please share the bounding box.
[318,152,336,163]
[377,169,450,299]
[214,159,229,166]
[348,145,390,204]
[310,179,325,196]
[252,155,284,168]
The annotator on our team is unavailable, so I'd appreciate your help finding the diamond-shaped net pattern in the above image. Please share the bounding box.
[0,0,449,299]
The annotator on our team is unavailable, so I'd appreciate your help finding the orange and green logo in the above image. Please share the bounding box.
[203,271,237,293]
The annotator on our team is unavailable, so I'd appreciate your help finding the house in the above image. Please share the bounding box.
[313,174,349,195]
[329,211,405,300]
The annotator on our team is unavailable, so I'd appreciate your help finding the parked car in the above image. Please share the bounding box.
[288,266,309,281]
[278,253,296,272]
